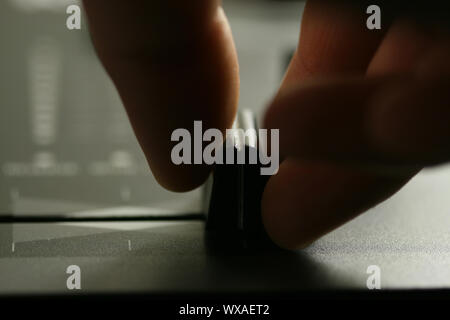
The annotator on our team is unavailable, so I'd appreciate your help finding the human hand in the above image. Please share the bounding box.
[83,0,450,249]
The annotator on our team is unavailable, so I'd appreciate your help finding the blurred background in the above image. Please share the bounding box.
[0,0,305,217]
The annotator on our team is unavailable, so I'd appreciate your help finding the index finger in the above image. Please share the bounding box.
[82,0,239,192]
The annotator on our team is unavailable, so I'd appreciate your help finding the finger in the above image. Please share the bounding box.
[269,0,391,162]
[265,22,449,167]
[367,25,450,163]
[265,76,405,165]
[262,159,411,249]
[83,1,239,192]
[282,0,390,85]
[266,74,450,169]
[367,19,435,75]
[368,75,450,165]
[261,10,434,249]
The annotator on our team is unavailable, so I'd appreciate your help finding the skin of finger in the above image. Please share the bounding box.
[416,42,450,76]
[265,77,391,162]
[262,159,411,249]
[261,4,431,249]
[265,0,389,159]
[280,0,388,87]
[83,1,239,192]
[82,0,221,56]
[265,20,446,164]
[266,73,450,168]
[367,76,450,164]
[367,19,435,75]
[365,23,450,164]
[262,78,417,249]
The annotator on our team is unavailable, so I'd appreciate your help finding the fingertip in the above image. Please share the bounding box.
[262,183,314,251]
[151,163,212,193]
[261,160,313,250]
[261,159,412,251]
